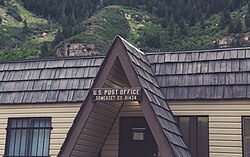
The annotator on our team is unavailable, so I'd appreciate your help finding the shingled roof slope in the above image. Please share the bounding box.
[147,47,250,100]
[0,57,103,104]
[120,37,191,157]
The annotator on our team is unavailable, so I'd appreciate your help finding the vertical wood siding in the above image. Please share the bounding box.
[0,103,81,157]
[168,100,250,157]
[70,102,122,157]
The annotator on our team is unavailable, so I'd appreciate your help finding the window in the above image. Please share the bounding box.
[175,116,209,157]
[243,117,250,157]
[4,117,52,157]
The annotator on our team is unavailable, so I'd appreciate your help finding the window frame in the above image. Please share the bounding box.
[175,116,209,157]
[4,117,53,157]
[242,116,250,157]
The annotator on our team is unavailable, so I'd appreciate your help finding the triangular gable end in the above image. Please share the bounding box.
[58,36,191,157]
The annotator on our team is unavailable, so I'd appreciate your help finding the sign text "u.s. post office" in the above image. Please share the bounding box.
[92,88,142,102]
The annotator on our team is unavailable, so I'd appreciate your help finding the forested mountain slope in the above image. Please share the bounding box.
[1,0,250,60]
[0,0,57,60]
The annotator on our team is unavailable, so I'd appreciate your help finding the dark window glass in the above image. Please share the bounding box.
[197,117,209,157]
[176,116,209,157]
[179,117,190,147]
[5,117,52,157]
[243,117,250,157]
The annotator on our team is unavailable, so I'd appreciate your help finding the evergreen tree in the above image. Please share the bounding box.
[40,42,50,57]
[232,0,241,10]
[234,18,243,33]
[156,4,166,17]
[248,1,250,14]
[145,32,161,48]
[219,11,231,29]
[245,13,250,29]
[161,18,168,28]
[0,0,4,5]
[0,16,2,24]
[229,20,234,33]
[188,14,196,27]
[200,18,206,29]
[23,19,29,33]
[21,0,100,28]
[168,15,175,37]
[141,25,161,49]
[245,1,250,30]
[229,18,242,33]
[146,2,153,13]
[179,18,187,35]
[62,26,72,39]
[53,29,64,46]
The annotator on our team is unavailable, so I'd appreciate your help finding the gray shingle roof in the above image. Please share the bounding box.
[0,57,103,104]
[1,47,250,104]
[148,48,250,100]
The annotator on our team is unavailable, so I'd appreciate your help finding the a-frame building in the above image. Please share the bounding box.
[58,36,191,157]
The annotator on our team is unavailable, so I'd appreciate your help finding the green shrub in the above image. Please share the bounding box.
[6,5,22,21]
[0,48,39,61]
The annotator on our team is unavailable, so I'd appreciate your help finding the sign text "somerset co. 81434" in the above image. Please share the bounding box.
[92,88,142,102]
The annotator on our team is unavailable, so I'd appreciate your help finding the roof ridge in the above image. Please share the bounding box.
[0,55,105,64]
[118,36,146,55]
[146,46,250,55]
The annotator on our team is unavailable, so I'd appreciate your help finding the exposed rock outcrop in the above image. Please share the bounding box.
[56,43,100,57]
[215,32,250,48]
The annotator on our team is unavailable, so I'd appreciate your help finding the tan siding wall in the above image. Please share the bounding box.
[101,101,143,157]
[168,100,250,157]
[0,103,81,157]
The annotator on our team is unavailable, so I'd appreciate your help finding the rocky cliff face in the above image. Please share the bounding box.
[215,32,250,48]
[55,33,250,58]
[56,43,101,57]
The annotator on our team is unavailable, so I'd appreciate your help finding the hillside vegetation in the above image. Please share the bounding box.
[1,0,250,60]
[0,0,57,60]
[59,6,131,53]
